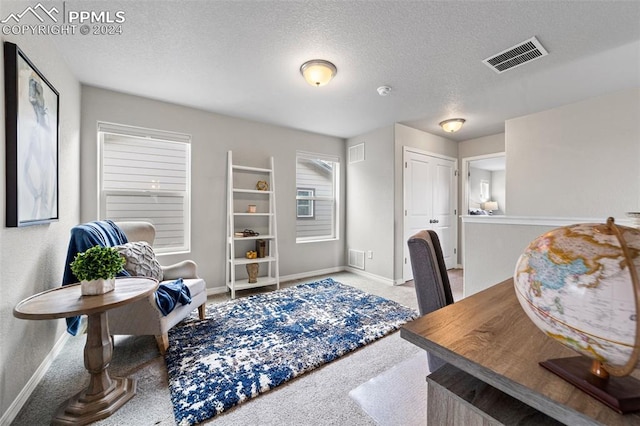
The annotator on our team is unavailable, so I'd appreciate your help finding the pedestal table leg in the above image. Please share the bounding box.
[52,311,137,425]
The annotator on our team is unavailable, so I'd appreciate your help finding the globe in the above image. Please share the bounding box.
[514,217,639,377]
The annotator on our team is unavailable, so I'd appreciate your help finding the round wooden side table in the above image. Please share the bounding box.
[14,277,158,425]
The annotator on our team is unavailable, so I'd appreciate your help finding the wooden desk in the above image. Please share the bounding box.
[401,278,640,425]
[14,277,158,425]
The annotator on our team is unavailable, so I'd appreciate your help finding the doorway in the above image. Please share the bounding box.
[403,147,457,282]
[461,153,506,216]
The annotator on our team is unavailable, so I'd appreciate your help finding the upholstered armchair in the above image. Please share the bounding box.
[105,221,207,354]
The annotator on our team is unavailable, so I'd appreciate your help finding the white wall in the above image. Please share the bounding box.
[463,220,556,296]
[394,123,457,281]
[464,89,640,296]
[468,167,491,210]
[0,35,81,419]
[458,133,505,160]
[80,86,346,291]
[457,133,505,264]
[506,88,640,218]
[491,170,506,215]
[346,126,395,281]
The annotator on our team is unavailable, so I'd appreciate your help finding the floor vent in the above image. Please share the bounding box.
[483,36,548,74]
[348,249,365,270]
[349,143,365,164]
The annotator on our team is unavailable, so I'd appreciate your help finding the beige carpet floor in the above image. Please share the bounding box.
[348,269,463,426]
[11,269,463,425]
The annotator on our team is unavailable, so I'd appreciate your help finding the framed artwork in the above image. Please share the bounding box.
[4,42,59,227]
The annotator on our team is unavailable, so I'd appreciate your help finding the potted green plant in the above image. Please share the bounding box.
[70,245,126,295]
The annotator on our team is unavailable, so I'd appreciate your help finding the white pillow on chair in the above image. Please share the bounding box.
[115,241,163,282]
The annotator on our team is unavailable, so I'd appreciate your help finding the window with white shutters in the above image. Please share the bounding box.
[98,122,191,254]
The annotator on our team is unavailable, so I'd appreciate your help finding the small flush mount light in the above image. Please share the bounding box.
[439,118,466,133]
[300,59,337,87]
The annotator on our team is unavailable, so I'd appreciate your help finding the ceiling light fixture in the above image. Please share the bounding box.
[300,59,337,87]
[439,118,466,133]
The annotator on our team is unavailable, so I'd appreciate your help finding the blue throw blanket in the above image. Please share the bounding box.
[155,278,191,316]
[62,220,191,335]
[62,220,130,335]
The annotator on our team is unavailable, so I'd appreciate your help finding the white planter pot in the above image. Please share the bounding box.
[81,277,116,296]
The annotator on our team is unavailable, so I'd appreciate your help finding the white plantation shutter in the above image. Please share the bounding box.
[98,122,191,254]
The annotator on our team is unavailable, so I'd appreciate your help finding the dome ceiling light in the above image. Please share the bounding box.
[439,118,466,133]
[300,59,337,87]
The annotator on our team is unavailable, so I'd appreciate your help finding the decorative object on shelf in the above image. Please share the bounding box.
[514,217,640,413]
[439,118,465,133]
[256,239,267,258]
[300,59,337,87]
[256,180,269,191]
[70,245,126,296]
[242,229,259,237]
[4,42,60,227]
[246,263,259,283]
[245,251,259,282]
[247,204,257,213]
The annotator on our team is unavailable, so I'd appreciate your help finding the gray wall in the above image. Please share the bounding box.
[347,123,459,283]
[80,86,346,291]
[0,35,81,419]
[346,126,395,281]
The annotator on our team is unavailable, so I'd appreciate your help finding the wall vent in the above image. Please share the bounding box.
[483,36,548,74]
[348,249,365,270]
[349,143,365,164]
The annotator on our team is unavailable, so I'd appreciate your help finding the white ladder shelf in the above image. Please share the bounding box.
[226,151,280,298]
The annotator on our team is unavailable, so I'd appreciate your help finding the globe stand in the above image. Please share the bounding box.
[540,356,640,414]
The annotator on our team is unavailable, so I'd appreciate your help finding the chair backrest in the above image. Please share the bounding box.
[408,230,454,315]
[407,229,454,372]
[115,221,156,245]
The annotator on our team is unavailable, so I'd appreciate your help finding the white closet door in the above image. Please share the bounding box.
[403,149,457,281]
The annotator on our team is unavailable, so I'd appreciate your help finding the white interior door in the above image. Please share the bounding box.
[403,149,457,281]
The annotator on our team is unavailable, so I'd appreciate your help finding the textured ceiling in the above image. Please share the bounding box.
[42,1,640,140]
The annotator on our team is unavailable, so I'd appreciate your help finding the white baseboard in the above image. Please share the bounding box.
[344,267,396,286]
[280,266,345,283]
[1,331,70,425]
[206,286,228,296]
[205,266,426,293]
[205,266,348,295]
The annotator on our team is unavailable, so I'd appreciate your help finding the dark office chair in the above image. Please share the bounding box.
[407,230,454,372]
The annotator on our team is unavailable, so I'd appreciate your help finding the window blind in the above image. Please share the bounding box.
[99,123,191,253]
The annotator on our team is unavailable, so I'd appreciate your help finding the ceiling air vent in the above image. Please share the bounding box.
[483,36,548,74]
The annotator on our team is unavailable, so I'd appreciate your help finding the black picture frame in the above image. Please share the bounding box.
[4,42,59,227]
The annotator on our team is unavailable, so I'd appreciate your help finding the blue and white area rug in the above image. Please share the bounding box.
[164,277,417,425]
